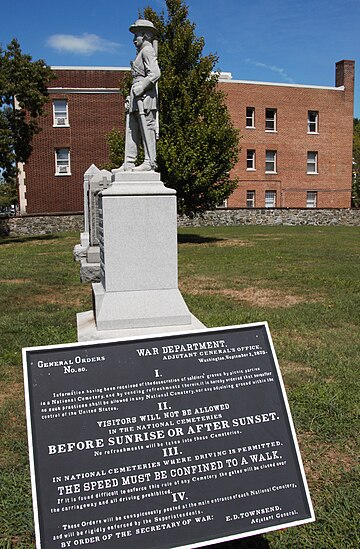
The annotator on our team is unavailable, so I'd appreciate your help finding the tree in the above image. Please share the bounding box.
[136,0,240,215]
[353,118,360,207]
[0,39,54,182]
[0,175,17,209]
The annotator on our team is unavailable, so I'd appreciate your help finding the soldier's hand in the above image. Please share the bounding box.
[133,82,145,97]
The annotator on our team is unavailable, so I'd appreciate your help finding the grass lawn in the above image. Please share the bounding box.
[0,226,359,548]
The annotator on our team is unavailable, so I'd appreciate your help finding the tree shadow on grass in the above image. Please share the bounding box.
[0,233,63,246]
[178,233,224,245]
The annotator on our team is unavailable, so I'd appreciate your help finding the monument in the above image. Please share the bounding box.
[77,19,204,340]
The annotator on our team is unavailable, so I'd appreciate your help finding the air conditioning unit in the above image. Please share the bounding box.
[59,166,69,173]
[56,118,66,125]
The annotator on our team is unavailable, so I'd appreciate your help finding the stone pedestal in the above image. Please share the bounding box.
[77,172,204,341]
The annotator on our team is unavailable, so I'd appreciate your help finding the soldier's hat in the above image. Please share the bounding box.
[129,19,157,36]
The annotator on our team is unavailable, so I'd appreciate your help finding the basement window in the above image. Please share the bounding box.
[265,191,277,208]
[307,191,318,208]
[247,190,255,208]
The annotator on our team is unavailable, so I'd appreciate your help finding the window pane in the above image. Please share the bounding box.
[54,100,67,114]
[57,149,68,160]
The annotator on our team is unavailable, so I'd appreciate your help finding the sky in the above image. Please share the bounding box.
[1,0,359,117]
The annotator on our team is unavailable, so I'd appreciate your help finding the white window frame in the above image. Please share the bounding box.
[265,190,277,208]
[216,198,228,208]
[246,190,255,208]
[306,191,318,208]
[307,151,318,174]
[246,107,255,128]
[55,148,71,175]
[265,150,277,173]
[308,111,318,133]
[265,108,277,132]
[246,149,256,170]
[53,99,69,127]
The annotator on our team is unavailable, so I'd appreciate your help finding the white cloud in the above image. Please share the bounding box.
[47,33,121,55]
[245,59,295,84]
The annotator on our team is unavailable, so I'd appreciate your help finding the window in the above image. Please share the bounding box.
[246,149,256,170]
[307,191,317,208]
[308,111,318,133]
[307,151,318,174]
[55,148,70,175]
[247,191,255,208]
[265,150,277,173]
[265,108,277,131]
[265,191,277,208]
[246,107,255,128]
[53,99,69,126]
[217,199,228,208]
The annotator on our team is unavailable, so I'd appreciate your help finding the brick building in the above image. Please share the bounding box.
[19,67,129,214]
[19,60,354,214]
[220,60,355,209]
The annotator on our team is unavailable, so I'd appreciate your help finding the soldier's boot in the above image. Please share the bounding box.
[132,161,153,172]
[117,161,136,172]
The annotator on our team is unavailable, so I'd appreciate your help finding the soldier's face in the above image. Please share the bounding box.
[133,32,144,51]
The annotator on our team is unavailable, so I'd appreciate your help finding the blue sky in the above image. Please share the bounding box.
[1,0,359,116]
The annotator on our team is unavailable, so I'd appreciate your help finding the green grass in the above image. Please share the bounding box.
[0,226,359,548]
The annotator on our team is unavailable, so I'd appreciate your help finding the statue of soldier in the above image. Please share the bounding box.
[118,19,161,172]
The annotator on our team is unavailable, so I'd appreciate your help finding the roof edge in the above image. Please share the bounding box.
[218,78,344,91]
[51,66,131,71]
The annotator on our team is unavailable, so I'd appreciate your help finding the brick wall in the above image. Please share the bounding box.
[52,69,129,89]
